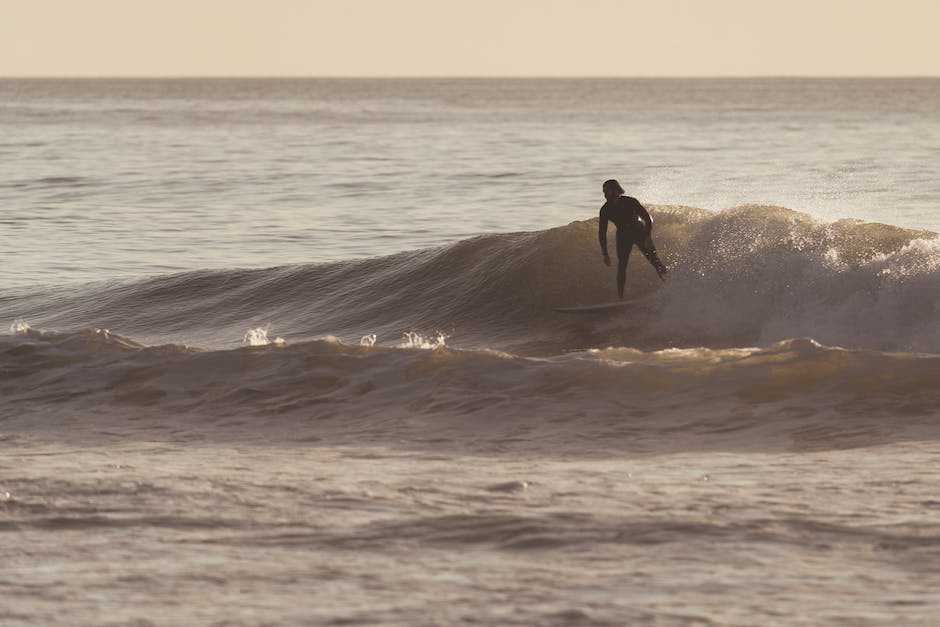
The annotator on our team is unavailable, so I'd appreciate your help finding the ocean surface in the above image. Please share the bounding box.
[2,78,940,625]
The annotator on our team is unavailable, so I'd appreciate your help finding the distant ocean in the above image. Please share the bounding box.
[3,78,940,625]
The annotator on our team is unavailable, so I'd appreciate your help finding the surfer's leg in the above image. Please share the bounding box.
[615,237,632,300]
[638,235,668,281]
[616,255,629,299]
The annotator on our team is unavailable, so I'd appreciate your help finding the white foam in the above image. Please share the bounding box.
[398,331,447,350]
[243,326,285,347]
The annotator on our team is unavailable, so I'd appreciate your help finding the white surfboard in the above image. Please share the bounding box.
[554,300,637,314]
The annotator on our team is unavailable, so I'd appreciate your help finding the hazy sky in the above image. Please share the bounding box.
[2,0,938,77]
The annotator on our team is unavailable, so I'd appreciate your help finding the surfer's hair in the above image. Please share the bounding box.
[603,179,625,194]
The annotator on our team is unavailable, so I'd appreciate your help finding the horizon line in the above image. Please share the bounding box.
[2,74,939,80]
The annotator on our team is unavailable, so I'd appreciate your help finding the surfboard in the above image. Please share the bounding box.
[553,301,636,314]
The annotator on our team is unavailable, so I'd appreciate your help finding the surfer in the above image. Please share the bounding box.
[599,179,668,299]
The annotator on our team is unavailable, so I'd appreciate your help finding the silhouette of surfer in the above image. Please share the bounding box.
[598,179,667,299]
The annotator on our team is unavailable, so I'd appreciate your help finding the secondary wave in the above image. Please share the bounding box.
[3,326,939,452]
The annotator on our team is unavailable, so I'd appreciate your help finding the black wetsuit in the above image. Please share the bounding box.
[598,195,667,297]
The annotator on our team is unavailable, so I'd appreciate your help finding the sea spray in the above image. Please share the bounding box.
[399,331,447,349]
[243,326,285,347]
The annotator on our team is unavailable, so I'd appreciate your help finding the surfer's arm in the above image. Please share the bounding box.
[598,210,609,256]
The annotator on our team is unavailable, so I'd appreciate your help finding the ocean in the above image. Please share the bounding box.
[2,78,940,625]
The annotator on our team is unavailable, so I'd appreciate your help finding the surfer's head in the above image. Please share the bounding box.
[602,179,625,201]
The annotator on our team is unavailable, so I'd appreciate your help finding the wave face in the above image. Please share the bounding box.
[4,205,940,452]
[3,205,937,355]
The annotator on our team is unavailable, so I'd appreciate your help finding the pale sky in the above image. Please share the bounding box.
[2,0,938,77]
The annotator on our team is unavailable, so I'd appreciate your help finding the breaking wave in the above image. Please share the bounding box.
[2,204,937,356]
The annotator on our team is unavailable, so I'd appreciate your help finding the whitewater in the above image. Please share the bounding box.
[3,78,940,626]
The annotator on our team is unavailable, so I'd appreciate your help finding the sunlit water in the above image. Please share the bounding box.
[2,79,940,625]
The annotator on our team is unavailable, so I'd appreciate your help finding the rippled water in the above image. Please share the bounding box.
[8,441,940,625]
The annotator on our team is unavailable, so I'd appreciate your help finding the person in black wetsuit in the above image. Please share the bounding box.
[598,179,668,299]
